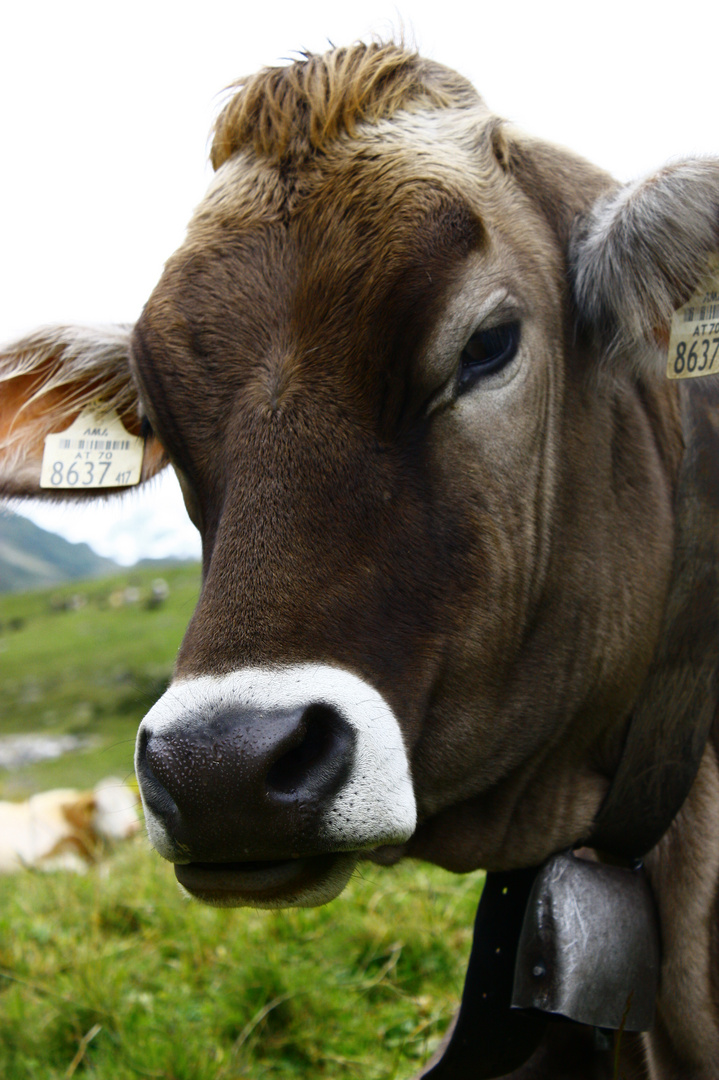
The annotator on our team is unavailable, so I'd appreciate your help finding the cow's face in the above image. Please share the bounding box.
[129,103,676,907]
[4,45,712,908]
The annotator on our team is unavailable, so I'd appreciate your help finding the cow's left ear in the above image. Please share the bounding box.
[569,159,719,374]
[492,124,719,376]
[0,324,169,498]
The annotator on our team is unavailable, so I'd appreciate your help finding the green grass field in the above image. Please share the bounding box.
[0,564,202,798]
[0,566,483,1079]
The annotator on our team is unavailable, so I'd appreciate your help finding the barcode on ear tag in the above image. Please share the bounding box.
[667,255,719,380]
[40,406,144,489]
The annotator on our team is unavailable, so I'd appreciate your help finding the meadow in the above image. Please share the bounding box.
[0,565,482,1079]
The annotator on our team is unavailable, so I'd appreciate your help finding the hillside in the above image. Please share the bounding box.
[0,509,119,592]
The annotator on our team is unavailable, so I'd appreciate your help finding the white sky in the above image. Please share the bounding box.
[2,0,718,564]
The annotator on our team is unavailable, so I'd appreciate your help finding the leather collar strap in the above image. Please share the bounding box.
[422,869,548,1079]
[425,380,719,1079]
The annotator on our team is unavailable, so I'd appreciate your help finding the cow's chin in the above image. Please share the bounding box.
[174,852,359,909]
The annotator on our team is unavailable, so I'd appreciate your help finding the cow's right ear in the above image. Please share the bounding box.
[0,324,169,498]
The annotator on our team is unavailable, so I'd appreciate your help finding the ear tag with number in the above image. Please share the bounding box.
[667,255,719,379]
[40,406,144,489]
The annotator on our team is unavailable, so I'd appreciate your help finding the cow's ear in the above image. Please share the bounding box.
[491,125,719,376]
[569,159,719,375]
[0,324,169,498]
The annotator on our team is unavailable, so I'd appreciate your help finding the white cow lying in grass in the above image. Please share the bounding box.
[0,778,141,873]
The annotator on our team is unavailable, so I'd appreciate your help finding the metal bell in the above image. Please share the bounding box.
[511,850,660,1031]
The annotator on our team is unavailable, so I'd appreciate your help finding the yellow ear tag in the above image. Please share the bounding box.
[667,255,719,379]
[40,406,144,489]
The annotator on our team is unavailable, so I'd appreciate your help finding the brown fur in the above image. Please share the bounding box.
[1,43,719,1080]
[211,41,477,167]
[46,831,98,866]
[60,793,100,859]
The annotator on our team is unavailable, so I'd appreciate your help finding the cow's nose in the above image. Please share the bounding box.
[136,704,356,861]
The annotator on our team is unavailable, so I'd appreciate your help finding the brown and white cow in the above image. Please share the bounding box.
[2,42,719,1079]
[0,778,141,874]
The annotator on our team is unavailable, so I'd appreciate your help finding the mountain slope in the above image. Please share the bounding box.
[0,510,118,592]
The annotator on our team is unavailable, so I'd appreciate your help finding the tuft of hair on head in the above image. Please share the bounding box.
[210,40,478,169]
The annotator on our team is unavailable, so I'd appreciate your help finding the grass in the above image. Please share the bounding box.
[0,843,482,1079]
[0,567,483,1078]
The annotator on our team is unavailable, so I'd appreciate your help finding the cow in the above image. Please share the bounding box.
[0,778,141,873]
[1,40,719,1079]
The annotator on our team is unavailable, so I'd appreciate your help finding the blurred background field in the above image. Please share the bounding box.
[0,562,202,798]
[0,563,481,1079]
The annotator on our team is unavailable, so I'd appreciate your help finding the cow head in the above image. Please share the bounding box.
[2,43,718,908]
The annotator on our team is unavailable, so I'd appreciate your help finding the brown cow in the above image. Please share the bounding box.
[2,42,719,1079]
[0,778,141,873]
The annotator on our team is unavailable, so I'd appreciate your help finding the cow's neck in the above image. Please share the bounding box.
[425,377,719,1080]
[588,377,719,858]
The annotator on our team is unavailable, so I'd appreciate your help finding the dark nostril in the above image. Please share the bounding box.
[136,701,357,862]
[136,726,180,821]
[266,704,354,800]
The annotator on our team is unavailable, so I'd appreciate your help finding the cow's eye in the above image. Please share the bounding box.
[458,322,521,391]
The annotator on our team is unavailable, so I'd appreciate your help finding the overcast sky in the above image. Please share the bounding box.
[2,0,718,564]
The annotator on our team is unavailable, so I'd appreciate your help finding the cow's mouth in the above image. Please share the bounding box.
[174,852,358,908]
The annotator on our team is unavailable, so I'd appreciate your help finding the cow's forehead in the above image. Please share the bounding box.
[190,104,497,239]
[139,103,559,376]
[137,111,485,380]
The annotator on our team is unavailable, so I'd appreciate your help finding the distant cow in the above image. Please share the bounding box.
[0,778,141,873]
[2,41,719,1079]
